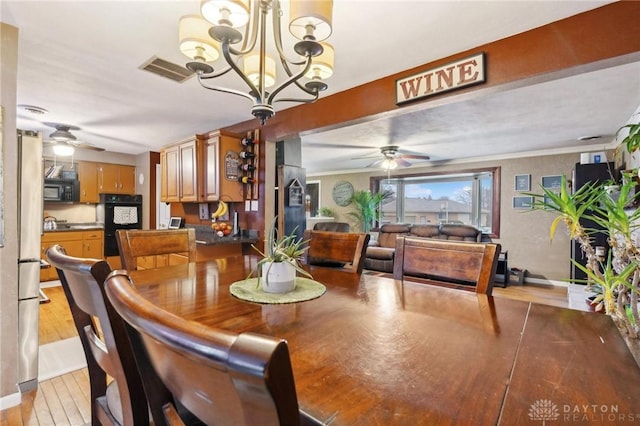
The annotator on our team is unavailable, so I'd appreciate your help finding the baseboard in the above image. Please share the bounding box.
[40,280,61,289]
[521,277,569,288]
[0,391,21,410]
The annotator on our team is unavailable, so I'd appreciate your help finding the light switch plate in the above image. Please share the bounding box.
[199,203,209,220]
[251,200,259,211]
[245,200,251,211]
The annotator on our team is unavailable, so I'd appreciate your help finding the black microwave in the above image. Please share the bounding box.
[43,179,79,202]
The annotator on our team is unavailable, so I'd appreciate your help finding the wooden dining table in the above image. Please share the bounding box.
[127,256,640,425]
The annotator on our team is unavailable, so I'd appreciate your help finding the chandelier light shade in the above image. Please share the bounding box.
[200,0,250,28]
[289,0,333,41]
[305,42,334,80]
[180,0,335,125]
[53,144,75,156]
[179,15,220,62]
[244,53,276,87]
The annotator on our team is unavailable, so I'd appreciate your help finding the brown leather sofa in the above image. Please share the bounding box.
[312,222,350,232]
[364,223,482,273]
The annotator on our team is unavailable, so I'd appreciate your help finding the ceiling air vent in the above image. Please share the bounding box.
[140,56,194,83]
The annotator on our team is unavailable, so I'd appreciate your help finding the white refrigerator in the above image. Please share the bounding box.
[17,130,43,390]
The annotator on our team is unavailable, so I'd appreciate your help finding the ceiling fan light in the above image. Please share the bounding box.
[244,53,276,87]
[179,15,220,62]
[53,144,74,156]
[289,0,333,42]
[305,42,334,80]
[201,0,250,28]
[381,158,398,170]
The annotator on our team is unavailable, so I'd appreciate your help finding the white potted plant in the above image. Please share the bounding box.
[248,217,312,293]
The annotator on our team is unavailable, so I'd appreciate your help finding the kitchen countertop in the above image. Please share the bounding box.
[189,225,259,246]
[43,222,104,232]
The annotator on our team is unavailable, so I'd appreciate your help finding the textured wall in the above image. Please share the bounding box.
[308,150,608,283]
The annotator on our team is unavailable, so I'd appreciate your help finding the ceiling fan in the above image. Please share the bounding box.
[354,145,431,169]
[43,122,105,153]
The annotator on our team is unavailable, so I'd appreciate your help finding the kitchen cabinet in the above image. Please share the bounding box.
[78,161,100,203]
[82,230,104,259]
[160,138,199,202]
[41,230,104,281]
[160,132,244,203]
[179,139,199,202]
[98,163,136,194]
[77,161,136,200]
[203,131,244,202]
[161,145,179,202]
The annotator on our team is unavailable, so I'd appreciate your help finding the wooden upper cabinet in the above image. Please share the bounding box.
[204,131,244,202]
[78,161,135,201]
[161,146,180,202]
[179,139,199,202]
[160,132,244,203]
[118,165,136,194]
[98,163,136,194]
[160,139,197,203]
[78,161,100,203]
[203,136,220,201]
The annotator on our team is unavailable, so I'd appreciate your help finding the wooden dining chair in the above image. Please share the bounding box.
[393,236,501,295]
[45,244,148,426]
[303,230,370,273]
[104,270,324,426]
[116,228,197,270]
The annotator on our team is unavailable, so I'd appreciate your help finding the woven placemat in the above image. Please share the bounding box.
[230,277,326,304]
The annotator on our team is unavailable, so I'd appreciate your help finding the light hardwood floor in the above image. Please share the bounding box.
[1,280,569,425]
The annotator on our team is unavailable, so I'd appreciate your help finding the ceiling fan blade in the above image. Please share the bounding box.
[365,158,383,168]
[306,142,378,150]
[400,154,431,160]
[77,144,105,151]
[396,158,412,167]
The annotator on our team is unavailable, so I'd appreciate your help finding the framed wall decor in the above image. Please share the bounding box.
[541,175,563,189]
[512,196,534,210]
[514,174,530,192]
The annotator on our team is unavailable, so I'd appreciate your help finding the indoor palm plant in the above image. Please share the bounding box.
[530,121,640,339]
[248,216,311,293]
[347,189,392,233]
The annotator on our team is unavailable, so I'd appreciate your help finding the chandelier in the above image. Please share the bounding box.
[179,0,335,125]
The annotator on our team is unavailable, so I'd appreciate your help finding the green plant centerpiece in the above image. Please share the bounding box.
[347,189,392,233]
[248,217,312,294]
[529,123,640,339]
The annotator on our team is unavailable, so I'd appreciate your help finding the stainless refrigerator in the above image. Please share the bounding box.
[17,130,43,391]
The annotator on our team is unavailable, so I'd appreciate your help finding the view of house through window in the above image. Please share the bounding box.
[372,167,499,236]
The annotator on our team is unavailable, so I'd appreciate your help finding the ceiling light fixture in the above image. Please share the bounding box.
[179,0,334,125]
[53,143,75,156]
[381,158,398,170]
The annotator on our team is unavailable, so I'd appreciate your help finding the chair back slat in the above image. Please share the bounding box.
[116,228,197,270]
[46,244,148,426]
[304,230,370,273]
[105,270,312,426]
[393,237,501,295]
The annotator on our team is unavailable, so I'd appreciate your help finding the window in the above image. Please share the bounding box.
[372,167,500,237]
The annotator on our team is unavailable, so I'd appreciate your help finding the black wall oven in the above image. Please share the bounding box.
[97,193,143,257]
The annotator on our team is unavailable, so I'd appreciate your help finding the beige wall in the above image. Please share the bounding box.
[0,22,21,404]
[308,150,618,283]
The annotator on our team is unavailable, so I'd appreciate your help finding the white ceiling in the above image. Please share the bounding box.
[3,0,638,175]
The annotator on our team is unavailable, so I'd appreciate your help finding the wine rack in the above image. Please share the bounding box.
[240,129,259,200]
